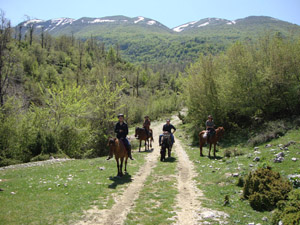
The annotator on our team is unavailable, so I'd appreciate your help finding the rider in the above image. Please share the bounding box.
[206,115,216,141]
[159,119,176,146]
[107,114,134,160]
[143,115,151,138]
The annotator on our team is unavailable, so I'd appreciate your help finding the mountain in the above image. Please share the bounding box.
[19,16,171,36]
[17,16,300,64]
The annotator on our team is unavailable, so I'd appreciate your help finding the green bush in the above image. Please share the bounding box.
[243,168,292,211]
[272,189,300,225]
[224,149,232,158]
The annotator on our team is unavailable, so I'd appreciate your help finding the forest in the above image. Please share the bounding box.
[1,11,300,166]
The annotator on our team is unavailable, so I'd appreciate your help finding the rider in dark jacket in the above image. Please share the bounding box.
[159,119,176,146]
[107,114,134,160]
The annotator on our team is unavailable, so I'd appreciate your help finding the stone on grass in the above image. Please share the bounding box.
[265,144,272,148]
[98,167,105,171]
[248,222,255,225]
[232,173,239,177]
[254,147,259,151]
[0,188,4,191]
[253,157,260,162]
[292,157,297,162]
[262,216,268,221]
[276,152,285,157]
[48,188,52,191]
[11,192,16,195]
[249,164,254,167]
[278,144,283,147]
[274,156,284,163]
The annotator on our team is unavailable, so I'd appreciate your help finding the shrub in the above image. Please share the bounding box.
[271,189,300,225]
[243,168,292,211]
[224,149,232,158]
[236,177,245,187]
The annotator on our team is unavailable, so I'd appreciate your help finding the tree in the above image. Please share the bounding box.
[0,11,12,107]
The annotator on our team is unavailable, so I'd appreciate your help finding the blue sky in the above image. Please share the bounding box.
[1,0,300,28]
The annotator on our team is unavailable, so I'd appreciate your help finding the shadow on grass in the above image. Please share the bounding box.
[163,157,176,163]
[108,173,133,189]
[208,155,223,160]
[136,148,154,153]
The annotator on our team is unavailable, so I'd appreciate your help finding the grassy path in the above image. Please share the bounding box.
[76,121,163,224]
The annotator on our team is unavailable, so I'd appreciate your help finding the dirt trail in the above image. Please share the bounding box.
[76,121,163,225]
[172,115,228,225]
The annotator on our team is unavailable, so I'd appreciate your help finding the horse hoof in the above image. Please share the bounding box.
[200,154,204,157]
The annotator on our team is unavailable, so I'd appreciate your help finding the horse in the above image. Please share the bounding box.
[135,127,153,152]
[199,127,225,158]
[160,132,172,161]
[107,137,128,177]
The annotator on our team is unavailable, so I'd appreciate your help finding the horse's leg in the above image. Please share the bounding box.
[125,157,128,173]
[200,141,204,157]
[116,158,120,177]
[120,157,124,177]
[208,143,212,158]
[139,140,141,152]
[214,143,216,158]
[144,139,147,151]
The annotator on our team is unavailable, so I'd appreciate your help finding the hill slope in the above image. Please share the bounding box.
[18,16,300,64]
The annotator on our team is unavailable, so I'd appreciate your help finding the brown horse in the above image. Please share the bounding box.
[199,127,225,158]
[107,137,128,177]
[135,127,153,152]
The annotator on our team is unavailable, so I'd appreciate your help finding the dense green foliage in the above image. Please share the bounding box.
[243,168,292,211]
[185,34,300,141]
[0,14,181,166]
[272,189,300,225]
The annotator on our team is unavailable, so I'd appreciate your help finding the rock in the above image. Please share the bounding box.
[11,191,16,195]
[0,188,4,191]
[248,222,255,225]
[200,211,215,219]
[270,148,276,152]
[48,188,52,190]
[254,147,259,151]
[98,167,105,171]
[278,221,283,225]
[292,157,297,162]
[254,151,261,154]
[57,184,61,187]
[64,183,68,187]
[249,164,254,167]
[209,165,213,168]
[262,216,268,221]
[253,157,260,162]
[247,153,253,158]
[49,156,55,160]
[284,147,288,150]
[274,156,284,163]
[265,144,272,148]
[278,144,283,147]
[276,152,285,157]
[284,141,296,148]
[232,173,239,177]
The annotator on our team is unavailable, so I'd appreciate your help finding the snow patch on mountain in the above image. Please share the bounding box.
[198,22,209,27]
[134,17,145,24]
[147,20,156,25]
[88,19,116,24]
[226,20,236,25]
[24,19,44,26]
[173,21,197,32]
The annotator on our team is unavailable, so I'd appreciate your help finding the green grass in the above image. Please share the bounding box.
[0,150,146,225]
[125,153,178,225]
[176,123,300,224]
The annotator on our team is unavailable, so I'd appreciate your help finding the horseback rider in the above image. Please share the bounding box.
[143,115,151,138]
[107,114,134,160]
[206,115,216,141]
[159,119,176,146]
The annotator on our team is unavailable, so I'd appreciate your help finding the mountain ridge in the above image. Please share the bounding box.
[19,15,300,35]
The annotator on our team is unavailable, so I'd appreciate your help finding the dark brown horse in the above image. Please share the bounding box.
[199,127,225,158]
[135,127,153,152]
[107,137,128,177]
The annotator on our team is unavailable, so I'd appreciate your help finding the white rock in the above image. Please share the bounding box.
[265,144,272,148]
[249,164,254,167]
[279,221,283,225]
[253,157,260,162]
[232,173,239,177]
[254,151,261,154]
[278,144,283,147]
[262,216,268,221]
[284,147,288,150]
[11,191,16,195]
[254,147,259,150]
[48,188,52,190]
[292,157,297,162]
[248,222,255,225]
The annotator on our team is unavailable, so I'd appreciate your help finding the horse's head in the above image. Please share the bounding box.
[107,137,117,146]
[217,127,225,138]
